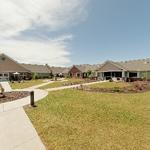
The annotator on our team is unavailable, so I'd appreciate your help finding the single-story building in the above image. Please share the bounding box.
[21,64,52,79]
[50,67,69,77]
[97,59,150,80]
[61,68,70,77]
[68,65,100,78]
[0,53,32,81]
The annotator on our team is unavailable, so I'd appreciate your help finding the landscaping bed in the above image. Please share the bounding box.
[77,81,150,93]
[0,91,29,104]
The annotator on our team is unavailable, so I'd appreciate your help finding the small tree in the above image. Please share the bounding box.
[87,70,92,78]
[32,73,38,80]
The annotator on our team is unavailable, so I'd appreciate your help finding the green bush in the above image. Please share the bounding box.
[113,87,120,92]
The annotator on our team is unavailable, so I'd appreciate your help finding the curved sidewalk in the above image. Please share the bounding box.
[0,89,48,112]
[0,107,46,150]
[0,87,48,150]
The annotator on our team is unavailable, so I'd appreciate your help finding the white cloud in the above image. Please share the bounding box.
[0,35,73,66]
[0,0,89,65]
[0,0,88,37]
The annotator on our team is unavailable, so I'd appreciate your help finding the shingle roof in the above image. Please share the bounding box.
[117,59,150,71]
[62,68,70,74]
[99,59,150,72]
[74,64,101,72]
[50,67,68,74]
[0,53,30,73]
[21,64,51,74]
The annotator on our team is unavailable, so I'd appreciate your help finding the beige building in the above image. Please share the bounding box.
[21,64,52,79]
[0,53,31,81]
[97,59,150,80]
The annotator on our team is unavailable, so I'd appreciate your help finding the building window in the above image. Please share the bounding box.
[129,72,138,78]
[4,73,8,77]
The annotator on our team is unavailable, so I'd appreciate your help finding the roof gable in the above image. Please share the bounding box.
[69,66,82,73]
[69,64,100,73]
[98,61,125,72]
[0,54,30,73]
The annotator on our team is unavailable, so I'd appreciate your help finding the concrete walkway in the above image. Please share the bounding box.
[26,80,54,89]
[0,108,45,150]
[0,84,48,150]
[47,81,106,92]
[0,89,48,112]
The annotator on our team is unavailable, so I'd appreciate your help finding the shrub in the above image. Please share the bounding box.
[113,87,120,92]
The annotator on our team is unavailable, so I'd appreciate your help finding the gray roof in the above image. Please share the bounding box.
[21,64,51,74]
[117,59,150,71]
[62,68,70,74]
[0,53,30,73]
[99,59,150,72]
[50,67,68,74]
[74,64,101,72]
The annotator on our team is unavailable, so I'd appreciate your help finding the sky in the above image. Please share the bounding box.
[0,0,150,66]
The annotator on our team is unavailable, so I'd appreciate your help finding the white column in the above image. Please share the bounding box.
[137,72,140,78]
[122,71,125,78]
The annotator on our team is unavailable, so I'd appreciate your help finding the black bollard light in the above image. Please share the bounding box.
[30,91,36,107]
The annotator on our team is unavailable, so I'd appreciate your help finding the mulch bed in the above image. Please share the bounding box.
[0,91,30,104]
[76,81,150,94]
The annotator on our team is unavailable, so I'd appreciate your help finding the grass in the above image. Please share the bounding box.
[25,86,150,150]
[88,81,130,89]
[40,78,89,89]
[10,79,44,89]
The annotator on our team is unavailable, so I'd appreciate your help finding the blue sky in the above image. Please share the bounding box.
[0,0,150,66]
[69,0,150,65]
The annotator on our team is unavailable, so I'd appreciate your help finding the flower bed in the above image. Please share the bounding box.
[76,81,150,93]
[0,91,30,104]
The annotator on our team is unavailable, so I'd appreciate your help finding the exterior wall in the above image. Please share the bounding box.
[97,72,104,80]
[32,72,51,79]
[39,73,51,78]
[140,71,150,79]
[0,73,9,81]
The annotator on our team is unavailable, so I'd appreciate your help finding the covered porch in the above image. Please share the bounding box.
[99,71,125,80]
[0,72,32,82]
[98,71,140,81]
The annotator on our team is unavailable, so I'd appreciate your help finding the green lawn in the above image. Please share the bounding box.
[10,79,44,89]
[40,78,89,89]
[88,81,130,89]
[25,87,150,150]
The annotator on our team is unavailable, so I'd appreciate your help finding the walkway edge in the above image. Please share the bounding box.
[46,81,107,92]
[0,89,48,113]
